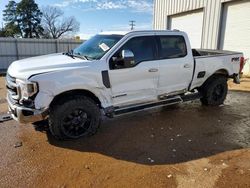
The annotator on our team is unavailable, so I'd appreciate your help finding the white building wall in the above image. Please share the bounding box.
[154,0,250,75]
[153,0,234,49]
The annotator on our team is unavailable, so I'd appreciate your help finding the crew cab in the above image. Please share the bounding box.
[6,30,244,140]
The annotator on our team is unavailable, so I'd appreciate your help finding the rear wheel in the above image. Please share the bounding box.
[49,96,101,140]
[199,75,228,106]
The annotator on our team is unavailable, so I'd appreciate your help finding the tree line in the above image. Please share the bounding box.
[0,0,80,39]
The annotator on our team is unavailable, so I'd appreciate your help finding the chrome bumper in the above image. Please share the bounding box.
[7,96,48,124]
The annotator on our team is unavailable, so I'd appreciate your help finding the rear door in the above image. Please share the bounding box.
[155,34,194,96]
[108,36,159,107]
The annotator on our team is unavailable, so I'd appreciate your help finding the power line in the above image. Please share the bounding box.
[129,20,136,30]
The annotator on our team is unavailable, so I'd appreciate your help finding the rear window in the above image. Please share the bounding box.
[158,36,187,59]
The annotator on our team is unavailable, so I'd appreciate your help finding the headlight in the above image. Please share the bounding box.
[16,79,38,100]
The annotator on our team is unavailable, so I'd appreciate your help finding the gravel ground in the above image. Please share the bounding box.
[0,76,250,188]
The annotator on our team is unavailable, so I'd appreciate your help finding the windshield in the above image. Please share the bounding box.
[73,34,123,60]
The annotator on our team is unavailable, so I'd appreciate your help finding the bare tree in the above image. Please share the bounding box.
[42,6,80,39]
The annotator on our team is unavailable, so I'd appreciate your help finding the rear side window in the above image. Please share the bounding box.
[158,36,187,59]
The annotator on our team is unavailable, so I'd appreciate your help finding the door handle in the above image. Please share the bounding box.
[184,64,191,68]
[148,68,158,72]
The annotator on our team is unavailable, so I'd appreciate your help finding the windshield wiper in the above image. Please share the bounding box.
[63,49,75,59]
[73,52,89,60]
[73,54,88,60]
[63,50,92,61]
[75,52,93,60]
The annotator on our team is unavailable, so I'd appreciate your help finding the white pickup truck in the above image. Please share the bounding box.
[6,30,244,139]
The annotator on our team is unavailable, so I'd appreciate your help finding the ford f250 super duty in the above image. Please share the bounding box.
[6,30,245,140]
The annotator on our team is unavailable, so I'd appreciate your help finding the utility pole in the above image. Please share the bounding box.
[129,20,136,30]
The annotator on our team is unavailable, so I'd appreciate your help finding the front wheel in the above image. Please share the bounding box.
[199,75,228,106]
[49,96,101,140]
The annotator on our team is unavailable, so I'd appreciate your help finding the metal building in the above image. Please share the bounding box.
[153,0,250,75]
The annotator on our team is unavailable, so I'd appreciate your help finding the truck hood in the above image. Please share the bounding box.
[7,53,90,79]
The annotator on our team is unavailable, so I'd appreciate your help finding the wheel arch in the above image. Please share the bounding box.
[199,69,228,91]
[50,89,102,108]
[213,69,229,77]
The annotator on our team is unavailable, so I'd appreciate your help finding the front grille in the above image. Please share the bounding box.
[6,73,20,104]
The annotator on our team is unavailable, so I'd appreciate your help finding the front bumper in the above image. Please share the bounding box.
[7,96,48,124]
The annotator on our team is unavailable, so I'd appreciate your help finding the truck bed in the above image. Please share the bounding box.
[190,49,243,90]
[192,49,242,57]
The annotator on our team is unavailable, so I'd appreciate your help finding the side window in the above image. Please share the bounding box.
[110,36,155,70]
[158,36,187,59]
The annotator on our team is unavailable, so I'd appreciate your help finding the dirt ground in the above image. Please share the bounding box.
[0,76,250,188]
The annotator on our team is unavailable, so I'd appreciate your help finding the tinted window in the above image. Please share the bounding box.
[110,36,155,69]
[158,36,187,59]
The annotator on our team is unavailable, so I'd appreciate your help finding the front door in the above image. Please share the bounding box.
[108,36,159,107]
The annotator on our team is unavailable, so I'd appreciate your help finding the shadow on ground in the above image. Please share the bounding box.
[42,91,250,165]
[30,92,250,165]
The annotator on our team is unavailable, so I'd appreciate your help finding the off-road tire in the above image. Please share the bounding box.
[49,96,101,140]
[199,75,228,106]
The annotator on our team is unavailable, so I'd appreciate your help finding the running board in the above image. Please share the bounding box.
[114,96,182,116]
[181,92,202,102]
[104,92,202,117]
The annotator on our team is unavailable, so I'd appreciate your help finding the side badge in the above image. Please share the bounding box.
[231,57,240,63]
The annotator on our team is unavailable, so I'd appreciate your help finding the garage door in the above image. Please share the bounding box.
[169,10,204,48]
[220,0,250,75]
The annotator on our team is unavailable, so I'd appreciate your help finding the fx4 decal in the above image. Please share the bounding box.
[231,57,240,62]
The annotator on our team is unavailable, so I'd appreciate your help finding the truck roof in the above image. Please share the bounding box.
[99,30,181,36]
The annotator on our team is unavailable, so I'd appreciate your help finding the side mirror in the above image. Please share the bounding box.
[121,50,135,67]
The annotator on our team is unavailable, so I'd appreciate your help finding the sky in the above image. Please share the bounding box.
[0,0,153,39]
